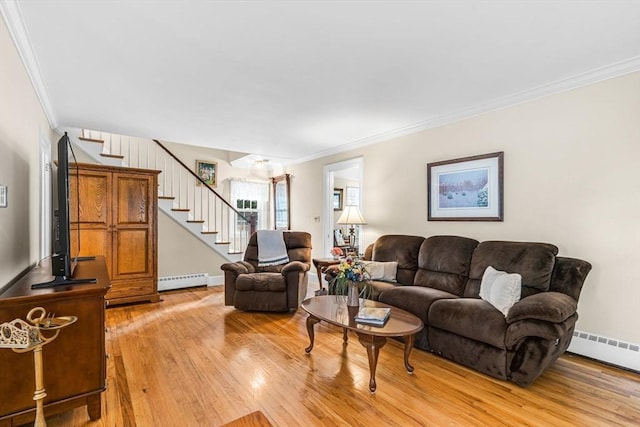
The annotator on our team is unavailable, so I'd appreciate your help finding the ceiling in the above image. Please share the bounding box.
[4,1,640,162]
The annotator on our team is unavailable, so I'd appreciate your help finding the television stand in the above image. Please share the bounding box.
[31,275,97,289]
[0,256,108,425]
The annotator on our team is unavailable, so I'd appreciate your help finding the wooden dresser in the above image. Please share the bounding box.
[71,163,160,305]
[0,257,110,426]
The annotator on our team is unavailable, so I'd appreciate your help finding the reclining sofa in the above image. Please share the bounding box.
[333,234,591,386]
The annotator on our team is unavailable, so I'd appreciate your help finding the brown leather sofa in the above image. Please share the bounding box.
[222,231,312,312]
[337,234,591,386]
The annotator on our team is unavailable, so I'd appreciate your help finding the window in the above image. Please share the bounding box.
[230,180,270,231]
[345,186,360,207]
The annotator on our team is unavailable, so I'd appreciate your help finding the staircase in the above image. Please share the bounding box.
[65,128,252,262]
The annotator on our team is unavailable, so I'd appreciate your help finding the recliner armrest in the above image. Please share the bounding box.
[281,261,310,274]
[506,292,577,324]
[221,261,255,275]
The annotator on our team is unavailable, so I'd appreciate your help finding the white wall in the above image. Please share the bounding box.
[157,212,228,278]
[0,16,53,288]
[289,72,640,344]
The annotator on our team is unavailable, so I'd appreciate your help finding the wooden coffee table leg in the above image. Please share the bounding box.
[357,333,387,393]
[404,334,416,374]
[305,315,321,353]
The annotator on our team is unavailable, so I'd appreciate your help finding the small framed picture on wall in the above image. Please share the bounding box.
[195,160,218,187]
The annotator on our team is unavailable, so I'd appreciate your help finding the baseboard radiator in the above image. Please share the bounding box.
[158,273,209,291]
[568,329,640,372]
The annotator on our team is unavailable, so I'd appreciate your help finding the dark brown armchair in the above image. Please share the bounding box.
[221,231,312,312]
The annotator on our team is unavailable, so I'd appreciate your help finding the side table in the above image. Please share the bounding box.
[312,258,341,291]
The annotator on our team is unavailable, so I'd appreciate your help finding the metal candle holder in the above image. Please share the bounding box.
[0,307,77,427]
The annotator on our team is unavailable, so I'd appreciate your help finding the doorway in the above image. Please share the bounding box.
[322,157,363,256]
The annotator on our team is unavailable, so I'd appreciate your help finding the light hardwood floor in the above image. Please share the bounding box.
[47,286,639,426]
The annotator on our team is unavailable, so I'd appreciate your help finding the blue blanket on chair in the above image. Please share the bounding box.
[257,230,290,267]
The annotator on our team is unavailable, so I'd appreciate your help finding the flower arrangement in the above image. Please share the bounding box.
[330,247,344,258]
[329,256,371,300]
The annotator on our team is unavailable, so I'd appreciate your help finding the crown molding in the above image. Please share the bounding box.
[0,0,57,128]
[294,56,640,164]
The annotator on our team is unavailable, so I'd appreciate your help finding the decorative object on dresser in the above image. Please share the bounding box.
[71,163,159,305]
[0,307,78,427]
[427,151,504,221]
[0,256,110,426]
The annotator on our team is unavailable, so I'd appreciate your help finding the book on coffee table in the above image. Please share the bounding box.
[354,307,391,326]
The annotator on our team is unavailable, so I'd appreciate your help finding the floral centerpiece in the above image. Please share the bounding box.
[329,256,371,306]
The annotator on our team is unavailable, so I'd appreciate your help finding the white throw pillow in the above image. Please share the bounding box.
[363,261,398,282]
[479,266,522,316]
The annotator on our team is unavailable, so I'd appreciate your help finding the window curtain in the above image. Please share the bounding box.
[230,179,270,230]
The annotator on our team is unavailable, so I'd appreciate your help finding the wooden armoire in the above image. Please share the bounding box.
[71,163,160,305]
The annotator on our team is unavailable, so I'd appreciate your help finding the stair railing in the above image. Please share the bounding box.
[80,129,254,254]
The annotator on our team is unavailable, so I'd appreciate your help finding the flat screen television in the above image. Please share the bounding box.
[32,132,95,289]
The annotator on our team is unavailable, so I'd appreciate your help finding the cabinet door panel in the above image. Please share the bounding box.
[115,175,151,225]
[114,229,150,276]
[71,170,112,273]
[111,173,154,282]
[72,171,111,226]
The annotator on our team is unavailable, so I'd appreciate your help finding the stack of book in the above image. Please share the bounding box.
[354,307,391,326]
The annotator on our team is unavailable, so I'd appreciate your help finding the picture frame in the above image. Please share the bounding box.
[427,152,504,221]
[195,160,218,187]
[333,188,343,211]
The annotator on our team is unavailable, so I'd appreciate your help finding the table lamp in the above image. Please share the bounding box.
[336,205,367,254]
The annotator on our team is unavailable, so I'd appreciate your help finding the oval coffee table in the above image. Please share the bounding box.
[300,295,424,393]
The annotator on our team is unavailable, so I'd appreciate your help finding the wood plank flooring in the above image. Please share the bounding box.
[46,286,639,426]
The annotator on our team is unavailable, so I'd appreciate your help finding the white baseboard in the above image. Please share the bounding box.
[568,329,640,372]
[158,273,209,291]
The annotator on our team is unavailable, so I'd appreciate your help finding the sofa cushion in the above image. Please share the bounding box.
[236,273,286,292]
[466,241,558,298]
[429,298,508,349]
[413,235,478,295]
[479,266,522,316]
[363,261,398,282]
[372,235,425,285]
[378,285,458,324]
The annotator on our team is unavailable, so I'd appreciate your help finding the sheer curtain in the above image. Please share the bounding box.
[230,179,270,230]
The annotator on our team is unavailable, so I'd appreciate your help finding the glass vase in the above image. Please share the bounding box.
[347,281,360,307]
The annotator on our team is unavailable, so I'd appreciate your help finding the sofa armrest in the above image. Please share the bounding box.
[506,292,577,324]
[281,261,310,274]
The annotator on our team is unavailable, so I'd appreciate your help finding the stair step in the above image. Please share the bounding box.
[187,220,205,223]
[215,241,231,245]
[159,196,175,200]
[172,208,190,212]
[201,231,218,235]
[79,136,105,144]
[100,153,125,159]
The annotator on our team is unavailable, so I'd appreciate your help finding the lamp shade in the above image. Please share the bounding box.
[336,205,367,225]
